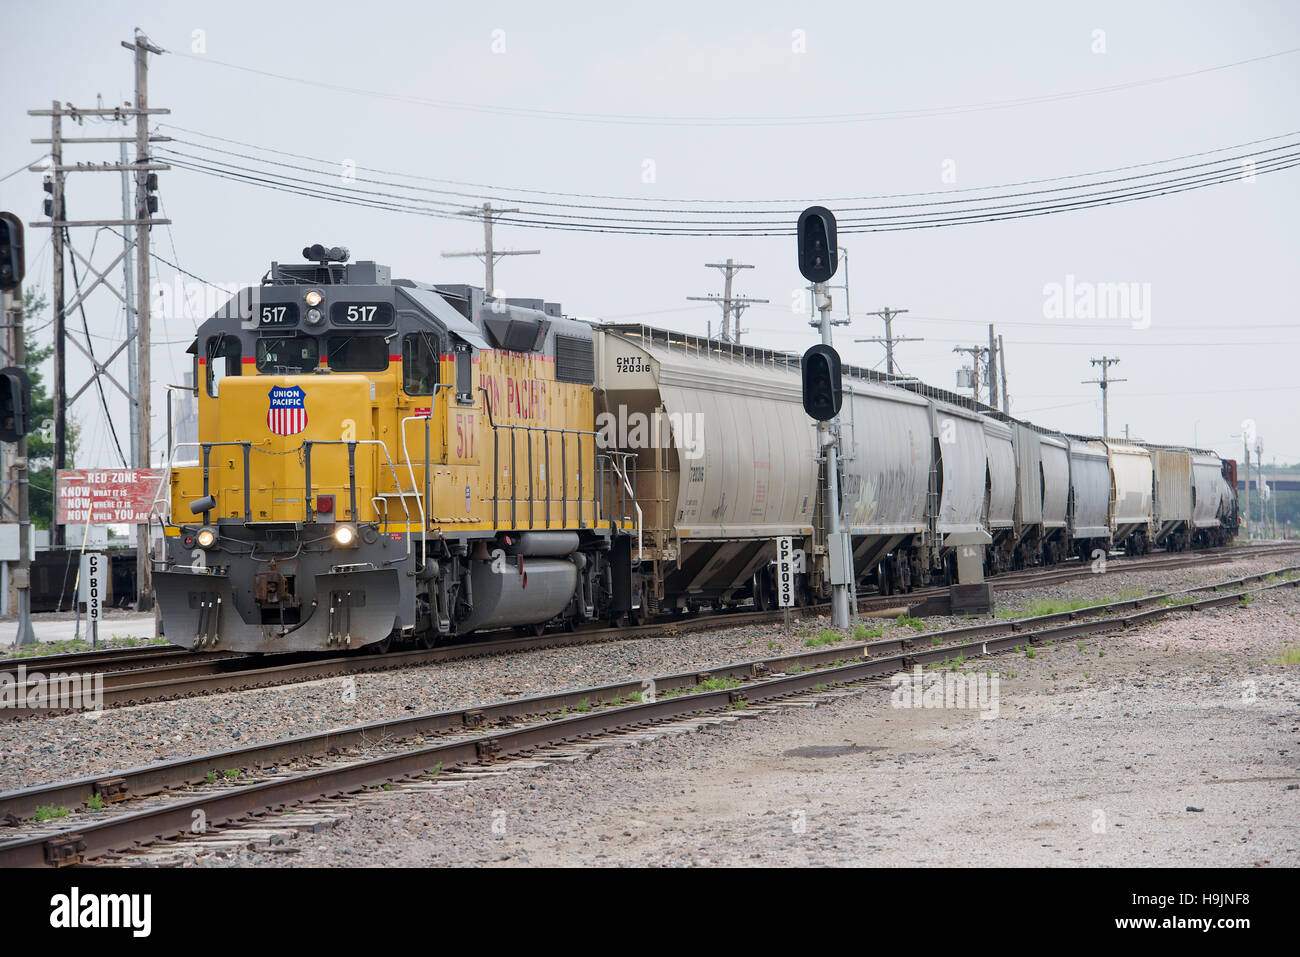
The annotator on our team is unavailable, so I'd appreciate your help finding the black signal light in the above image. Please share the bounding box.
[0,213,23,292]
[801,344,842,422]
[796,206,838,284]
[0,366,32,443]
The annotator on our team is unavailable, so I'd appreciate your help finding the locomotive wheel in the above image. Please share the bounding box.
[416,630,437,650]
[631,602,649,626]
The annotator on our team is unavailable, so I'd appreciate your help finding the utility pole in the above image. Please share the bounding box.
[855,306,920,376]
[1082,356,1126,440]
[987,324,999,410]
[30,31,171,610]
[120,132,138,464]
[49,102,66,548]
[686,258,768,343]
[998,334,1008,411]
[441,201,539,296]
[129,33,158,611]
[952,345,988,402]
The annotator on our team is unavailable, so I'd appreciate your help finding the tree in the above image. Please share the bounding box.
[19,288,79,529]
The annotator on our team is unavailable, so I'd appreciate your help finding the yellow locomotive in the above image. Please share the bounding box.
[155,247,637,652]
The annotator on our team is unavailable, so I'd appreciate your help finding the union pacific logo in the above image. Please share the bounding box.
[267,385,307,436]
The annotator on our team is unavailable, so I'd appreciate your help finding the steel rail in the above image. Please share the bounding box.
[4,548,1296,721]
[3,569,1296,864]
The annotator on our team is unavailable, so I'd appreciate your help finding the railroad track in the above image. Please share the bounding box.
[3,542,1296,722]
[2,562,1296,867]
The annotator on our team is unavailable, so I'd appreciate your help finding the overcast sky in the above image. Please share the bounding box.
[3,0,1297,467]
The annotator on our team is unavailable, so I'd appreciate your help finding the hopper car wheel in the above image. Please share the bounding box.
[416,631,437,650]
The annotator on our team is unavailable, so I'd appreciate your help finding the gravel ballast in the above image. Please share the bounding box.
[221,579,1300,867]
[1,553,1295,802]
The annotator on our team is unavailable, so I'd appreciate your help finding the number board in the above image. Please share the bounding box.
[257,302,299,326]
[331,301,395,326]
[776,536,796,608]
[80,552,104,622]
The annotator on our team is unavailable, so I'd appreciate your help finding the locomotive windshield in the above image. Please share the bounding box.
[256,335,319,374]
[325,334,391,372]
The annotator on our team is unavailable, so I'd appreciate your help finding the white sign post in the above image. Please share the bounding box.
[80,552,104,648]
[776,536,796,631]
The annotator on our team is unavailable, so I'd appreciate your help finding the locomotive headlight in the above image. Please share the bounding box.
[333,524,358,547]
[196,526,218,549]
[305,307,323,326]
[304,289,323,308]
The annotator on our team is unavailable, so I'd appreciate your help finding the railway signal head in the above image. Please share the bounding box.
[801,344,842,421]
[796,206,838,284]
[0,365,31,443]
[0,213,23,292]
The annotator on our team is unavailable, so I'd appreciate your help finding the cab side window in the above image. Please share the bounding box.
[402,334,441,395]
[205,336,241,397]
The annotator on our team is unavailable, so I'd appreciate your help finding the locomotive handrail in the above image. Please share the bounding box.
[477,386,599,531]
[605,452,642,564]
[158,439,411,537]
[301,439,411,537]
[399,382,452,567]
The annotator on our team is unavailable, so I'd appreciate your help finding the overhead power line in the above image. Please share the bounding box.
[158,142,1300,236]
[164,46,1300,127]
[158,126,1300,213]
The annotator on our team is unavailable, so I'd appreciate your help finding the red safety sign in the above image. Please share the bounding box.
[56,469,166,525]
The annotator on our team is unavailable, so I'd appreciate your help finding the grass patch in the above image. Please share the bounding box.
[1270,644,1300,665]
[205,770,218,784]
[664,675,745,698]
[1023,645,1038,659]
[86,793,104,811]
[2,635,167,660]
[895,614,926,631]
[853,623,883,641]
[805,628,846,648]
[34,805,70,822]
[222,769,241,781]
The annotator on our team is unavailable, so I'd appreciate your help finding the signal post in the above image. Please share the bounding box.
[797,207,851,630]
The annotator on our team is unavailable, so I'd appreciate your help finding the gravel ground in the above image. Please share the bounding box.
[225,578,1300,867]
[0,552,1293,796]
